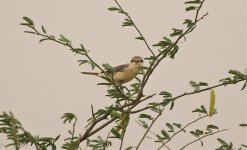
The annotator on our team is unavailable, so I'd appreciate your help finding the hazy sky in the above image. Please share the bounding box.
[0,0,246,150]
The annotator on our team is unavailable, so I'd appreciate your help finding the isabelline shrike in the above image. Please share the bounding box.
[81,56,143,84]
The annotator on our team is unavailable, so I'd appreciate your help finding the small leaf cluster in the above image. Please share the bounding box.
[21,17,97,72]
[192,105,208,114]
[156,122,183,143]
[189,81,208,92]
[152,0,204,60]
[216,138,247,150]
[0,111,60,150]
[190,124,219,138]
[184,0,202,12]
[159,91,174,110]
[108,4,147,43]
[108,6,134,28]
[86,136,112,150]
[61,113,80,150]
[220,70,247,90]
[20,16,35,28]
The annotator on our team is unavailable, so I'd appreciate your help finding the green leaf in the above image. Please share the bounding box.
[183,19,194,28]
[78,60,90,66]
[108,7,120,12]
[189,81,207,91]
[122,19,133,27]
[139,114,153,120]
[102,63,114,73]
[135,36,144,40]
[94,108,109,117]
[90,61,96,70]
[200,140,204,147]
[59,34,70,43]
[39,38,49,43]
[190,129,204,137]
[169,45,179,59]
[169,101,175,110]
[185,6,197,12]
[111,128,121,139]
[170,28,183,37]
[61,113,77,124]
[162,99,172,107]
[189,81,199,91]
[173,123,182,129]
[161,130,170,139]
[144,56,158,61]
[24,31,37,34]
[23,16,34,25]
[163,36,172,43]
[138,120,149,129]
[239,124,247,127]
[192,105,208,114]
[207,124,219,130]
[72,48,85,54]
[20,23,32,26]
[159,91,172,98]
[166,123,174,132]
[241,81,247,90]
[41,25,47,34]
[217,138,229,147]
[153,37,172,48]
[241,144,247,148]
[198,82,208,86]
[185,0,201,4]
[110,110,121,118]
[229,70,246,79]
[125,146,133,150]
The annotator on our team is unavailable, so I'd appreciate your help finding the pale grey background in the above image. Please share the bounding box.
[0,0,246,150]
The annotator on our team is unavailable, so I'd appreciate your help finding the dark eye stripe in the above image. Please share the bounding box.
[131,59,143,62]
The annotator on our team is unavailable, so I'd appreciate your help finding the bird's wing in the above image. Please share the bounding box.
[113,63,129,72]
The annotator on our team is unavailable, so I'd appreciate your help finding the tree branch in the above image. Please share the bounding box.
[136,108,164,150]
[136,9,208,102]
[179,129,229,150]
[114,0,155,56]
[157,114,209,150]
[130,79,245,114]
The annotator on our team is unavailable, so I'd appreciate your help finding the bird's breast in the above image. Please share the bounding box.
[113,66,139,84]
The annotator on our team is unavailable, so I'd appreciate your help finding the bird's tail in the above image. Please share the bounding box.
[81,72,99,76]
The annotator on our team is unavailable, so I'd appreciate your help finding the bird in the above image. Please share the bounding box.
[81,56,143,84]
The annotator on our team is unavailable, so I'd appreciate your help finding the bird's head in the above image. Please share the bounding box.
[130,56,143,66]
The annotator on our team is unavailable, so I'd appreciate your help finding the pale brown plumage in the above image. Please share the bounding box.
[81,56,143,84]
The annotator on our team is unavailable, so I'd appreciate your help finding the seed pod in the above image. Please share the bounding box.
[209,89,215,117]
